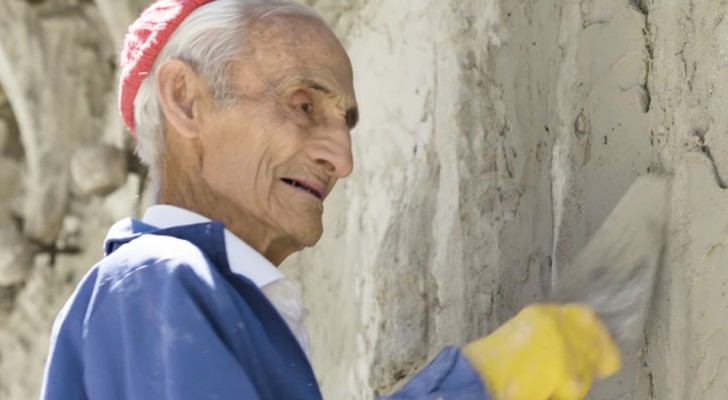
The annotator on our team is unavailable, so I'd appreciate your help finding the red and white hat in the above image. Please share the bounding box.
[119,0,215,137]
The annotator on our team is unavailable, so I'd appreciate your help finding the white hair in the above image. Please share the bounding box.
[133,0,322,198]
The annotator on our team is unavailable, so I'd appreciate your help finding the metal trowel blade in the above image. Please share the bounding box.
[550,175,670,352]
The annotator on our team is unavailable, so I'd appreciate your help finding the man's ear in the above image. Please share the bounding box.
[156,59,208,139]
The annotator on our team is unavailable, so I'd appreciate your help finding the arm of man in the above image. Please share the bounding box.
[82,261,263,400]
[378,347,489,400]
[381,304,621,400]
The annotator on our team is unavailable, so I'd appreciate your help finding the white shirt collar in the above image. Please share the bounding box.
[141,205,285,288]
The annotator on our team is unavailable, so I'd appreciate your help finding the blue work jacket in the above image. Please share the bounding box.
[41,218,489,399]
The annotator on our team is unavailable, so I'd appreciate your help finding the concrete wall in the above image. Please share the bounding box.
[0,0,726,399]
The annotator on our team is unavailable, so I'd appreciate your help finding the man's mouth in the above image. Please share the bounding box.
[281,178,324,200]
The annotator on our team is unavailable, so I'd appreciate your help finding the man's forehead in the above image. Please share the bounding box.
[246,15,322,55]
[242,15,356,100]
[248,12,337,51]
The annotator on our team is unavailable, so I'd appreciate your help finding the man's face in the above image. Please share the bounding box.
[196,15,358,249]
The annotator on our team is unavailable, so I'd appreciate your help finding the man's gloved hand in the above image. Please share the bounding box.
[462,304,621,400]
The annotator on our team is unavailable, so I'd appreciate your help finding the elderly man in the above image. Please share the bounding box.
[41,0,620,399]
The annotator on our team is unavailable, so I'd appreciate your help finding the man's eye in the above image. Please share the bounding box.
[298,102,313,114]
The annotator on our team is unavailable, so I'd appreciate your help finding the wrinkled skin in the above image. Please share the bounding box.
[156,13,358,265]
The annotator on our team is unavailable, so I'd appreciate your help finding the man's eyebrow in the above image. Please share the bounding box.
[302,78,332,94]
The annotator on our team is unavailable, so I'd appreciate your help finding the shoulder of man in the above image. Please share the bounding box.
[87,232,226,314]
[42,231,242,398]
[100,232,218,282]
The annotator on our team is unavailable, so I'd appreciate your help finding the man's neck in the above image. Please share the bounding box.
[157,157,299,266]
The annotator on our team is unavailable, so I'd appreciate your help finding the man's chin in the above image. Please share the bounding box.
[288,220,324,248]
[297,226,324,247]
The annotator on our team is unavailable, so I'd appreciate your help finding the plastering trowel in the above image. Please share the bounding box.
[550,175,671,354]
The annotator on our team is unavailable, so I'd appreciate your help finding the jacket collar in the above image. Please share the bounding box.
[103,217,233,277]
[140,205,284,288]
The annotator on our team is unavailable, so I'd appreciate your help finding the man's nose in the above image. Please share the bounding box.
[312,126,353,178]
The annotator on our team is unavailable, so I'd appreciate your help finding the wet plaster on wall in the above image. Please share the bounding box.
[488,0,562,326]
[552,0,651,275]
[286,0,512,397]
[643,0,728,399]
[292,0,686,398]
[551,1,655,398]
[287,0,435,396]
[674,155,728,399]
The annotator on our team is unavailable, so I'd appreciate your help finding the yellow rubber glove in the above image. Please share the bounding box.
[462,304,621,400]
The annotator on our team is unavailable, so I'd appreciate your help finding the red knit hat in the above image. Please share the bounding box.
[119,0,215,137]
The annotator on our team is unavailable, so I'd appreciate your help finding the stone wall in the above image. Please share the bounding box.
[0,0,727,399]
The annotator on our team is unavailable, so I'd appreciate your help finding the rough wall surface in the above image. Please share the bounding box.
[0,0,726,399]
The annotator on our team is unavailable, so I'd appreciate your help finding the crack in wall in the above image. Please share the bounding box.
[698,144,728,189]
[691,127,728,189]
[628,0,649,16]
[629,0,654,114]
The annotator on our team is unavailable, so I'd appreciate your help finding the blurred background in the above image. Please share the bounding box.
[1,0,727,398]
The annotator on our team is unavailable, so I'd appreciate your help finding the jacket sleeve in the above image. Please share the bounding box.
[378,347,491,400]
[82,261,261,400]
